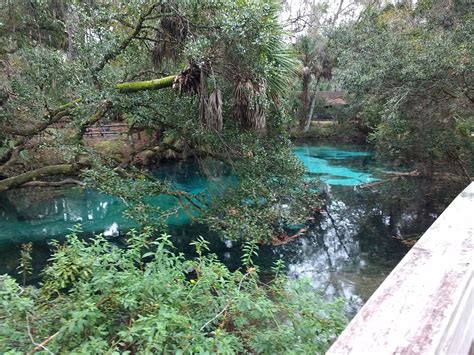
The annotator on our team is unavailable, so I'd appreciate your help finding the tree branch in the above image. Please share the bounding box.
[93,3,157,76]
[1,100,79,136]
[116,75,176,93]
[0,99,81,165]
[19,178,84,188]
[0,164,79,193]
[74,100,112,141]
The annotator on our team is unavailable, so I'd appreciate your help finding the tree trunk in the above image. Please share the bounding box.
[0,164,78,193]
[304,78,321,132]
[299,68,311,130]
[116,75,176,93]
[304,96,316,132]
[19,179,84,188]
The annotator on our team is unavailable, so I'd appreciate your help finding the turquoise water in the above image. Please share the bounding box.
[0,143,459,310]
[0,145,378,243]
[0,160,233,242]
[294,146,379,186]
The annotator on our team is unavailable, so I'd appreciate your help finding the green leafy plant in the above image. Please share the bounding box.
[330,1,473,179]
[0,229,346,353]
[17,243,33,287]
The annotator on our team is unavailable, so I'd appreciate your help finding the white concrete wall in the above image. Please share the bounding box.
[327,183,474,354]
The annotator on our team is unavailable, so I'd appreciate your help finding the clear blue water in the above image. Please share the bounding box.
[0,143,459,311]
[0,160,233,242]
[0,145,378,243]
[294,146,379,186]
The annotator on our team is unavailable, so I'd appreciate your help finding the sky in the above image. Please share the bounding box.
[280,0,363,36]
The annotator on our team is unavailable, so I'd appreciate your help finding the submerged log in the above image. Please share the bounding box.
[272,227,308,246]
[381,170,421,176]
[360,170,421,189]
[360,177,399,189]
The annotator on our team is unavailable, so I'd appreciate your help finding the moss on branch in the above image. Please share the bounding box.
[115,75,176,93]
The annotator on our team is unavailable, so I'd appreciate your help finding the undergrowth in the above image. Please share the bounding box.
[0,228,346,354]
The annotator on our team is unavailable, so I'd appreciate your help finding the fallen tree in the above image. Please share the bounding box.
[0,164,79,193]
[360,170,421,189]
[18,178,85,188]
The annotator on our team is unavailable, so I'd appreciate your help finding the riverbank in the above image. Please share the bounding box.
[290,120,369,144]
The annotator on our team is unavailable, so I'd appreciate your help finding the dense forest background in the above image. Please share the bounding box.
[290,0,473,181]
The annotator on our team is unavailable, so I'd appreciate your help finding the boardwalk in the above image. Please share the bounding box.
[328,183,474,354]
[83,123,129,139]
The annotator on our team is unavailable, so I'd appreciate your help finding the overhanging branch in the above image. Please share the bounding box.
[19,179,85,188]
[116,75,176,93]
[93,4,158,76]
[0,164,79,193]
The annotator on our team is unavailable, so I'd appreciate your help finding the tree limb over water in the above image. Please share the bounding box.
[18,179,85,188]
[0,164,79,193]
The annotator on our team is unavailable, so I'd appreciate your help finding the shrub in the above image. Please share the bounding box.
[0,228,346,354]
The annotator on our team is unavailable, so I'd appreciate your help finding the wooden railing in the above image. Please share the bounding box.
[327,182,474,354]
[83,123,129,138]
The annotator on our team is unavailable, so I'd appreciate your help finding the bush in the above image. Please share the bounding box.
[0,228,346,354]
[88,139,128,163]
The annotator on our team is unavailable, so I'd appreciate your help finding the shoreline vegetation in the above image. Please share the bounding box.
[1,229,347,353]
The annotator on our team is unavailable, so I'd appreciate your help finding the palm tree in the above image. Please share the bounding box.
[295,34,333,131]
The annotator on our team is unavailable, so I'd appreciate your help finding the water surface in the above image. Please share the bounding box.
[0,143,460,313]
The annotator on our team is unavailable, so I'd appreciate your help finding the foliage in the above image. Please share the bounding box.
[330,0,474,178]
[80,131,321,244]
[0,2,351,353]
[0,228,346,353]
[285,0,359,131]
[89,139,128,163]
[0,0,319,244]
[202,132,320,243]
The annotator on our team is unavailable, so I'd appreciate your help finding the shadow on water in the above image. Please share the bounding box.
[0,143,464,315]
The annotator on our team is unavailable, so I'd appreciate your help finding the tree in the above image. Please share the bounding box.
[294,34,333,131]
[286,0,359,131]
[0,0,317,243]
[330,0,473,180]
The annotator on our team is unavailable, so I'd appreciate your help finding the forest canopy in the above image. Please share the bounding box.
[329,0,473,179]
[0,1,351,353]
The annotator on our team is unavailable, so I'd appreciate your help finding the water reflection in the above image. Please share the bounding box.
[270,144,462,312]
[0,189,130,242]
[274,185,409,314]
[0,160,232,244]
[0,144,462,314]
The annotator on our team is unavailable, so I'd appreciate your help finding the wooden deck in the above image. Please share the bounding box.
[327,183,474,354]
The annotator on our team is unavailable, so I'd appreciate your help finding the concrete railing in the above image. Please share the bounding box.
[328,183,474,354]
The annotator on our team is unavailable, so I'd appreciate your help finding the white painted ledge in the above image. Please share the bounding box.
[327,183,474,355]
